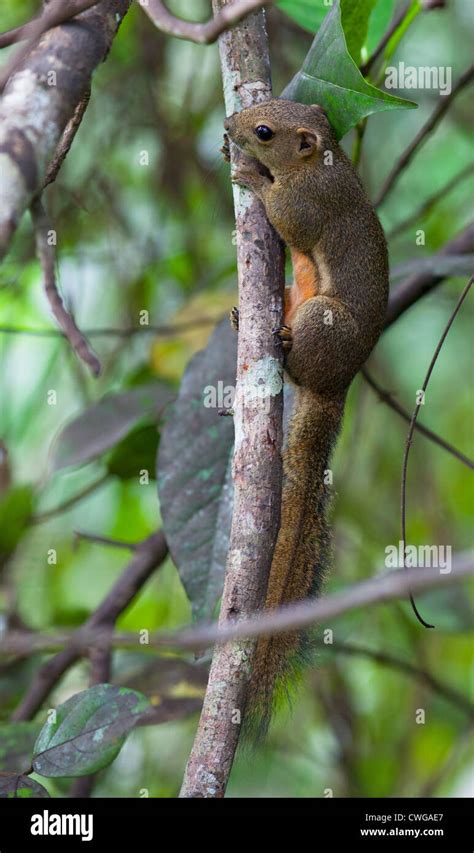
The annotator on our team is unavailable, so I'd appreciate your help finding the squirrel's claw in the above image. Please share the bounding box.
[273,324,293,352]
[221,133,231,162]
[230,306,239,332]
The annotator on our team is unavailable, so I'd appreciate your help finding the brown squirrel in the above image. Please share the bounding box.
[223,99,389,734]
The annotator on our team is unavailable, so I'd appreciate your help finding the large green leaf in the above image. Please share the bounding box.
[0,773,50,798]
[51,383,173,471]
[32,684,150,778]
[283,0,416,139]
[0,722,40,773]
[157,320,236,621]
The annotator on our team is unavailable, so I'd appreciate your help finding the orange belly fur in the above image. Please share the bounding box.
[284,248,319,325]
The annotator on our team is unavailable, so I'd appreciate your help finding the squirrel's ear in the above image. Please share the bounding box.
[311,103,328,118]
[296,127,319,158]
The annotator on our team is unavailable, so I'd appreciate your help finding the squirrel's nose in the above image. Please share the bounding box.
[224,113,236,131]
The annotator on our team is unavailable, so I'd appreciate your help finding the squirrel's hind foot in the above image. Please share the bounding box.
[221,133,231,162]
[230,306,239,331]
[273,324,293,353]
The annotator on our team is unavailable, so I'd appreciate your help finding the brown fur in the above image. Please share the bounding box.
[224,100,389,732]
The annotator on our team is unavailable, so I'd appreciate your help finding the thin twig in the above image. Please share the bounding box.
[387,164,474,240]
[0,316,219,339]
[374,64,474,207]
[141,0,274,44]
[362,368,474,469]
[31,198,101,376]
[3,553,472,660]
[73,530,137,550]
[11,531,168,721]
[401,276,473,628]
[5,630,470,716]
[360,0,411,77]
[43,89,91,189]
[326,640,473,717]
[30,473,109,525]
[0,0,102,94]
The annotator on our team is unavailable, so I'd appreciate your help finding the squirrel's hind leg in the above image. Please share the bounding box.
[287,296,364,397]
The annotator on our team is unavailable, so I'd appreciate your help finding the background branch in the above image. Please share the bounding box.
[361,367,474,468]
[0,0,132,259]
[374,64,474,207]
[385,223,474,326]
[142,0,274,44]
[387,164,474,240]
[30,198,101,375]
[11,531,168,721]
[3,552,472,658]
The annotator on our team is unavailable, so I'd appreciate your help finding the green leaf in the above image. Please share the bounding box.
[365,0,396,56]
[341,0,377,64]
[0,485,34,564]
[51,383,174,471]
[32,684,151,778]
[0,773,50,798]
[276,0,327,33]
[0,722,40,772]
[107,423,159,480]
[157,320,236,621]
[282,0,416,139]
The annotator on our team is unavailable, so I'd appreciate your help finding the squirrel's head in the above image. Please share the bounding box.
[224,99,334,174]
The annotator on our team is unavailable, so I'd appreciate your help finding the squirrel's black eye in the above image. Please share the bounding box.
[255,125,274,142]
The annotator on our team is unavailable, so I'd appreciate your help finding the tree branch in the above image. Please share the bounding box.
[385,222,474,326]
[73,529,137,550]
[43,88,91,189]
[3,552,472,658]
[0,0,102,51]
[30,473,109,525]
[374,63,474,207]
[387,164,474,241]
[0,315,219,339]
[162,552,474,649]
[141,0,274,44]
[11,531,168,721]
[361,368,474,469]
[179,0,285,799]
[326,640,473,717]
[30,197,101,375]
[0,0,132,259]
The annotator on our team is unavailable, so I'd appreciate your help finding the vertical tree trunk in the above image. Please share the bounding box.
[180,1,285,798]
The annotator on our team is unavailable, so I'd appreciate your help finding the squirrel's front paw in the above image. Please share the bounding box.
[221,133,231,162]
[231,166,254,188]
[273,324,293,353]
[230,306,239,332]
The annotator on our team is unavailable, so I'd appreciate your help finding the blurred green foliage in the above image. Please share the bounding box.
[0,0,472,798]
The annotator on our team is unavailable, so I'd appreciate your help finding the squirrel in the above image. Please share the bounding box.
[222,99,389,735]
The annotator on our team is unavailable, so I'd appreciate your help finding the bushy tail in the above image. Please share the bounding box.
[246,387,345,738]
